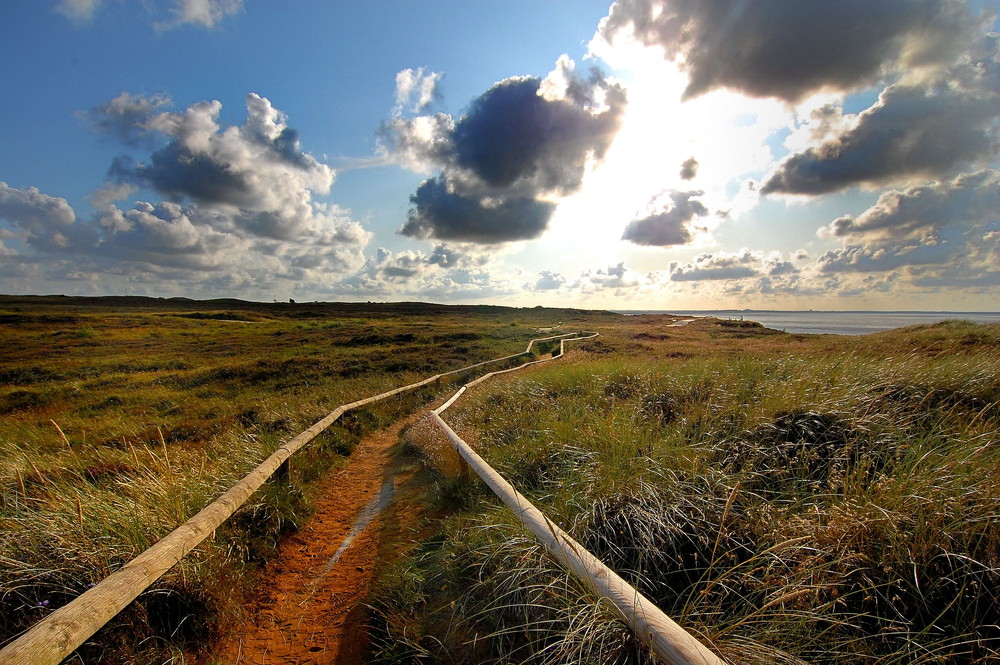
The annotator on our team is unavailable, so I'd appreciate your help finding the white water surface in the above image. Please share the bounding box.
[615,311,1000,335]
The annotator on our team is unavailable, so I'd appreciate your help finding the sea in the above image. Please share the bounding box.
[614,310,1000,336]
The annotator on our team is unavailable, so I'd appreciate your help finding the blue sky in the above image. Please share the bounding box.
[1,0,998,310]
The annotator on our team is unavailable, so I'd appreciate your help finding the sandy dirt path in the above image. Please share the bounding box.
[217,407,445,665]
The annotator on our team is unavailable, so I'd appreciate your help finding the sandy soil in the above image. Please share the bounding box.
[217,407,448,665]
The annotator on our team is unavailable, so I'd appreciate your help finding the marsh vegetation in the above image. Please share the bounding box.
[0,295,609,663]
[2,297,997,664]
[371,318,1000,665]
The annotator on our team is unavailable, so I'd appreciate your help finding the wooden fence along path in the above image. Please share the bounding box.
[0,331,726,665]
[432,333,725,665]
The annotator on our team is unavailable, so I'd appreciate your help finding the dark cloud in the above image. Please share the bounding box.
[134,142,252,205]
[77,92,172,147]
[598,0,985,102]
[763,83,1000,195]
[816,240,956,274]
[813,171,999,288]
[680,157,698,180]
[390,59,626,244]
[428,243,462,268]
[451,73,624,194]
[821,169,1000,239]
[621,189,707,247]
[400,176,555,243]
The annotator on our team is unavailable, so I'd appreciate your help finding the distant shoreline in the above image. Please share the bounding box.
[616,309,1000,315]
[614,310,1000,336]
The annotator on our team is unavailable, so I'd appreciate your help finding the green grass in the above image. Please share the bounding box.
[369,319,1000,664]
[0,296,617,664]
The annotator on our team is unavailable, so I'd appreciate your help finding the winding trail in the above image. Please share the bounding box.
[216,332,597,664]
[217,407,443,665]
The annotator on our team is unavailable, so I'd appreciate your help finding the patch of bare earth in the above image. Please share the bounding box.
[217,407,450,665]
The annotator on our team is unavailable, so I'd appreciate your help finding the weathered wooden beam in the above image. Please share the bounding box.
[430,331,726,665]
[431,413,725,665]
[0,344,542,664]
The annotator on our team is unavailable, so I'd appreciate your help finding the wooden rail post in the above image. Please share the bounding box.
[0,331,610,665]
[274,458,290,485]
[431,414,725,665]
[429,331,726,665]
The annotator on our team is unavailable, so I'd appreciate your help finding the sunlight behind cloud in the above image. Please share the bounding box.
[548,52,791,259]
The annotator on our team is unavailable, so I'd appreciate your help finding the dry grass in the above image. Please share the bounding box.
[369,319,1000,664]
[0,295,618,663]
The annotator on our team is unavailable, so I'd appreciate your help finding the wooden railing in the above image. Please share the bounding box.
[1,331,725,665]
[431,333,726,665]
[0,334,568,665]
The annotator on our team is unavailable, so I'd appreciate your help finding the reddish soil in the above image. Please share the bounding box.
[217,408,450,665]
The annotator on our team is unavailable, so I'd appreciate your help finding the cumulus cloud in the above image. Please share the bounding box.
[812,169,999,292]
[377,113,455,172]
[763,81,1000,195]
[375,248,437,280]
[621,189,708,247]
[399,176,556,243]
[383,56,626,244]
[597,0,986,102]
[351,243,484,284]
[782,103,858,154]
[0,181,95,252]
[820,169,1000,240]
[679,157,698,180]
[95,200,242,270]
[909,231,1000,289]
[90,181,138,210]
[531,271,566,291]
[816,240,956,274]
[575,261,644,292]
[428,243,464,268]
[395,67,443,114]
[3,92,372,298]
[335,245,510,301]
[109,93,345,242]
[668,249,790,281]
[77,92,173,146]
[0,182,76,230]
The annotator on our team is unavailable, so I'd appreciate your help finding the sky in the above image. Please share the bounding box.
[1,0,999,311]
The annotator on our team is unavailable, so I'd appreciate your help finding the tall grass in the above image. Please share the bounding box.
[369,321,1000,664]
[0,299,609,663]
